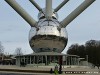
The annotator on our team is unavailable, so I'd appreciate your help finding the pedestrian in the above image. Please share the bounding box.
[50,68,53,74]
[59,65,62,74]
[54,65,58,75]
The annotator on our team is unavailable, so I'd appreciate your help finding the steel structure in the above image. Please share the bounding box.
[5,0,95,53]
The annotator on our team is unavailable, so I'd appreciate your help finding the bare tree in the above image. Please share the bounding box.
[0,41,4,55]
[14,47,23,56]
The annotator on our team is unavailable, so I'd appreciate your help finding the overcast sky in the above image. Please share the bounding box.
[0,0,100,54]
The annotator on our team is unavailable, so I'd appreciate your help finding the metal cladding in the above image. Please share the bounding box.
[5,0,95,53]
[29,12,68,53]
[29,35,68,53]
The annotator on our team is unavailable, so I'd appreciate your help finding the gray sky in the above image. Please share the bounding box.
[0,0,100,54]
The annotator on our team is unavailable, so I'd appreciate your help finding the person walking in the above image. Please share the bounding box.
[54,65,58,75]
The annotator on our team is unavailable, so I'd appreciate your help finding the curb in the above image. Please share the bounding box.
[0,69,50,73]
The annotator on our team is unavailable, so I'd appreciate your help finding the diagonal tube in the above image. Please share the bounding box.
[54,0,69,12]
[60,0,96,28]
[29,0,42,12]
[5,0,37,27]
[46,0,53,19]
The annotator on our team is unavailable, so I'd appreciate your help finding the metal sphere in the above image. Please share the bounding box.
[29,12,68,53]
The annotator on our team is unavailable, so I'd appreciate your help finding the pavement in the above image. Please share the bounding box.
[0,65,100,75]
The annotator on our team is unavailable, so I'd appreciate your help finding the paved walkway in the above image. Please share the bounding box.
[0,65,99,75]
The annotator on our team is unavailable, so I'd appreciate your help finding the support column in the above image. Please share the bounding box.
[26,56,27,64]
[66,56,67,65]
[77,58,80,66]
[71,56,73,65]
[69,56,71,66]
[27,57,28,64]
[19,56,21,66]
[42,56,43,64]
[72,57,74,65]
[75,57,77,65]
[24,56,25,63]
[30,56,31,64]
[37,56,38,64]
[16,57,20,66]
[70,56,72,65]
[68,56,70,65]
[45,55,47,65]
[50,56,51,64]
[34,56,35,64]
[73,57,75,65]
[54,56,56,63]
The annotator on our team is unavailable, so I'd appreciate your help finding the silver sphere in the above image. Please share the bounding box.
[29,11,68,53]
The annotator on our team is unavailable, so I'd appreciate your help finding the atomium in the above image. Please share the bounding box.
[5,0,95,53]
[29,9,68,53]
